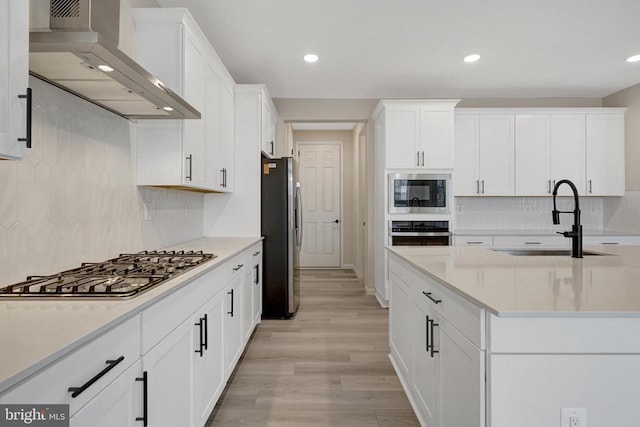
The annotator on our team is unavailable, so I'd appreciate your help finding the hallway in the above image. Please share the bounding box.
[207,269,419,426]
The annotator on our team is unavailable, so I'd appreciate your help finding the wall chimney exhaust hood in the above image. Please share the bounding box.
[29,0,201,120]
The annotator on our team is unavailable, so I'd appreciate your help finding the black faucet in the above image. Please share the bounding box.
[552,179,582,258]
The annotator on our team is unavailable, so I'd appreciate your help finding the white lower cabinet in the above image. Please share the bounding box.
[390,252,485,427]
[192,292,225,427]
[249,245,263,328]
[224,266,245,378]
[70,360,143,427]
[143,317,195,427]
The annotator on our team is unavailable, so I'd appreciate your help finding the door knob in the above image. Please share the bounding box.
[334,219,340,224]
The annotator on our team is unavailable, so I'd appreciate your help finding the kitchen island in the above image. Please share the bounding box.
[387,245,640,427]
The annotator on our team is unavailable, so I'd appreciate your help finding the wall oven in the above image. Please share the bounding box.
[389,220,452,246]
[389,173,451,214]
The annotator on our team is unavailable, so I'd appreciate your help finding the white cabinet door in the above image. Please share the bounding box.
[420,106,454,169]
[204,60,223,189]
[193,293,225,427]
[0,0,29,160]
[224,274,244,378]
[439,318,484,427]
[412,298,439,427]
[454,115,480,195]
[250,248,263,327]
[261,99,276,157]
[549,114,586,196]
[478,115,514,196]
[242,261,255,344]
[515,115,550,196]
[385,105,420,169]
[143,318,194,427]
[70,360,143,427]
[219,83,235,191]
[389,273,412,378]
[182,28,206,187]
[586,113,625,196]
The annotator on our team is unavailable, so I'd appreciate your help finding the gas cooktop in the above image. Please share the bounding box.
[0,250,215,299]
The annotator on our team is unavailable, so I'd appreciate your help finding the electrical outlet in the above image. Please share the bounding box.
[184,203,189,216]
[561,407,587,427]
[590,206,597,215]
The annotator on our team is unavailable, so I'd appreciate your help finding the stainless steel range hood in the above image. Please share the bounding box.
[29,0,200,120]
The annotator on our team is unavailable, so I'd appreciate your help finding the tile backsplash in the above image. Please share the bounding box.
[0,77,204,286]
[455,196,604,231]
[603,191,640,232]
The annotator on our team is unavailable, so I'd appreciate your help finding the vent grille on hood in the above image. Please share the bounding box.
[51,0,80,18]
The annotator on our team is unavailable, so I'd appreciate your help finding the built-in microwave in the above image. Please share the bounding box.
[388,173,451,214]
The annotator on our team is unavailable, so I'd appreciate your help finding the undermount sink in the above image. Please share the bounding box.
[493,249,610,257]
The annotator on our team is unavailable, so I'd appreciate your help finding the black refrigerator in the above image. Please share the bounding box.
[261,155,302,318]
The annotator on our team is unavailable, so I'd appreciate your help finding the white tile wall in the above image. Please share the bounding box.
[604,191,640,232]
[0,77,204,286]
[455,196,604,231]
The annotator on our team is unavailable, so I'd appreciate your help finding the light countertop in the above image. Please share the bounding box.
[388,245,640,317]
[0,237,261,393]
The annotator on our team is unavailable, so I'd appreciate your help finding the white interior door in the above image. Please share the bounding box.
[297,143,341,267]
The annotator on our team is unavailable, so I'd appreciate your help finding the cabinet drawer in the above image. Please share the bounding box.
[492,235,568,247]
[454,235,494,246]
[0,316,141,417]
[584,236,640,246]
[142,267,223,354]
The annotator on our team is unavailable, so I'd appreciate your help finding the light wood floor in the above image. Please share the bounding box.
[206,269,419,427]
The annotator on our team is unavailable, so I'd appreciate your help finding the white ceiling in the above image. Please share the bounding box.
[154,0,640,99]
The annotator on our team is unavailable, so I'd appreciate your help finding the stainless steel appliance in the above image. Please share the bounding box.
[29,0,200,119]
[261,156,302,318]
[388,173,451,214]
[389,220,452,246]
[0,250,215,298]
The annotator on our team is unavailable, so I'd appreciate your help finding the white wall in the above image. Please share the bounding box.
[0,77,204,287]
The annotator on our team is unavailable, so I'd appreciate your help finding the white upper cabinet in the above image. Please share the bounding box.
[549,114,586,196]
[0,0,29,160]
[133,8,235,193]
[586,113,625,196]
[462,108,626,197]
[454,113,514,196]
[261,97,278,158]
[374,100,459,170]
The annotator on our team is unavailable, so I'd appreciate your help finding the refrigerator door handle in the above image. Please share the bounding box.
[295,183,303,251]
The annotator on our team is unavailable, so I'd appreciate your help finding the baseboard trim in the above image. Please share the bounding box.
[365,287,376,296]
[375,291,389,308]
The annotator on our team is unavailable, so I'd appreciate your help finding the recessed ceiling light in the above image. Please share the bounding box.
[97,64,114,72]
[162,106,174,112]
[463,54,481,63]
[626,54,640,63]
[304,54,319,63]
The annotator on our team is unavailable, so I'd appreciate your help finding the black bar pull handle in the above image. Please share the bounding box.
[422,291,442,305]
[425,315,430,353]
[233,264,244,271]
[17,88,32,149]
[185,155,193,181]
[252,251,261,256]
[135,371,148,426]
[68,355,125,398]
[253,264,259,285]
[194,318,204,356]
[228,288,234,317]
[430,319,439,358]
[203,313,208,351]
